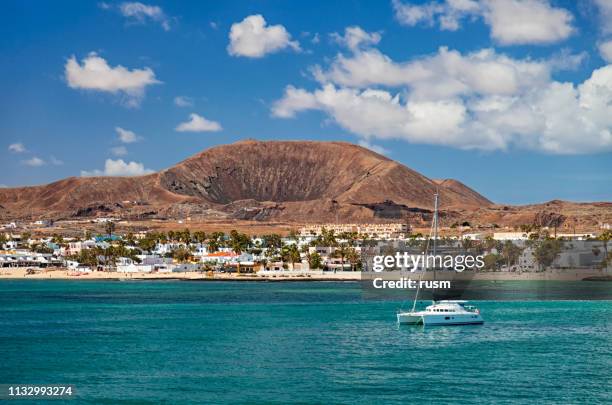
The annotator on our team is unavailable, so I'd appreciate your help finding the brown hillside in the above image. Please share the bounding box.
[0,140,493,222]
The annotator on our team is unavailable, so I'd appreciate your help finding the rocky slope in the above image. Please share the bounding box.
[0,140,492,222]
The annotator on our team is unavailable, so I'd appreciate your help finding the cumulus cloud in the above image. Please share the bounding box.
[174,95,194,107]
[111,146,128,156]
[65,52,160,107]
[22,157,45,167]
[599,40,612,63]
[273,46,612,154]
[331,26,381,51]
[81,158,154,177]
[313,47,550,98]
[118,2,171,30]
[484,0,574,45]
[594,0,612,35]
[228,14,300,58]
[175,113,222,132]
[115,127,142,143]
[8,143,26,153]
[392,0,574,45]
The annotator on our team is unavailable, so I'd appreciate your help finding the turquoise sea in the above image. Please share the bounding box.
[1,280,610,404]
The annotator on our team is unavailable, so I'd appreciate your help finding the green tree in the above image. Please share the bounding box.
[307,251,323,269]
[178,228,192,243]
[125,232,136,246]
[262,234,282,249]
[483,235,499,251]
[138,237,157,253]
[461,237,474,252]
[282,244,301,269]
[344,247,361,271]
[193,231,207,244]
[597,231,611,269]
[534,239,562,271]
[171,247,193,263]
[333,244,352,271]
[483,253,501,270]
[104,221,115,239]
[32,243,54,254]
[21,232,32,244]
[229,230,250,254]
[501,240,522,267]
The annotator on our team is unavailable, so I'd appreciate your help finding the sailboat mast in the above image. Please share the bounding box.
[433,192,438,256]
[433,192,438,280]
[409,192,439,312]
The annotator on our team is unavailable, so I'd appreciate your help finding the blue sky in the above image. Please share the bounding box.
[1,0,611,204]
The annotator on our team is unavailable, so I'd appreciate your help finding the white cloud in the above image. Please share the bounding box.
[228,14,300,58]
[331,26,381,51]
[175,113,222,132]
[118,2,170,30]
[548,49,587,71]
[393,0,479,31]
[50,156,64,166]
[8,143,26,153]
[22,157,45,167]
[392,0,574,45]
[484,0,574,45]
[273,46,612,154]
[111,146,128,156]
[594,0,612,35]
[115,127,142,143]
[174,95,194,107]
[81,158,154,177]
[271,86,318,118]
[357,139,390,155]
[313,47,550,99]
[599,40,612,63]
[65,52,160,107]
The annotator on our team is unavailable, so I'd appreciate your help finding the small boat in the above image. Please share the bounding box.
[396,192,484,326]
[397,300,483,326]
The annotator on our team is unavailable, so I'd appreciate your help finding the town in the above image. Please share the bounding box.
[1,219,610,280]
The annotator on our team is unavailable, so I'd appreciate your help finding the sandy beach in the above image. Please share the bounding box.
[0,267,609,281]
[0,268,362,281]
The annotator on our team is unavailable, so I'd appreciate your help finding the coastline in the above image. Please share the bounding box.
[0,268,609,281]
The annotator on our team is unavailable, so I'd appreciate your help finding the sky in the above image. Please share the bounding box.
[1,0,611,204]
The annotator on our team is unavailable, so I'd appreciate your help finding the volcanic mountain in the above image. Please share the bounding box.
[1,140,492,222]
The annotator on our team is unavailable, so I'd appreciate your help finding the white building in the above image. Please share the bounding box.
[493,232,529,241]
[299,223,408,239]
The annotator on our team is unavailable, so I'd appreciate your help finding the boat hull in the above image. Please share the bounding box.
[397,312,483,326]
[396,313,423,325]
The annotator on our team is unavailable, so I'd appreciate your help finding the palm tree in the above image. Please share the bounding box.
[283,244,301,270]
[344,247,361,271]
[229,230,250,254]
[598,230,611,269]
[104,221,115,239]
[307,252,323,270]
[333,243,352,271]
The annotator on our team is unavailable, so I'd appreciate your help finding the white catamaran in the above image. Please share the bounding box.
[396,193,484,326]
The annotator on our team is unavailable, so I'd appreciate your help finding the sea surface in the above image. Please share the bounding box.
[0,280,610,404]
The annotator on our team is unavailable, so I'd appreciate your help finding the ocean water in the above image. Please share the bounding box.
[0,280,610,404]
